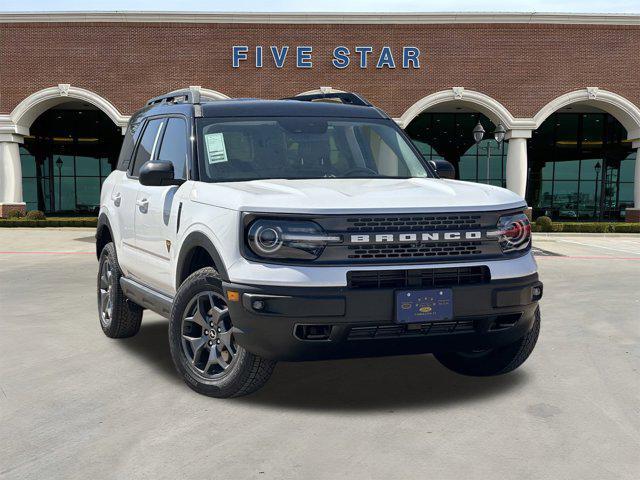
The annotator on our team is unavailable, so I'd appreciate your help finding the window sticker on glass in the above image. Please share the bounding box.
[204,133,228,164]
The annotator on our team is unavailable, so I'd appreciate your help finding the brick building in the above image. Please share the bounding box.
[0,11,639,221]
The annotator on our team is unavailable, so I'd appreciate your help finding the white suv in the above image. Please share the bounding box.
[96,89,542,398]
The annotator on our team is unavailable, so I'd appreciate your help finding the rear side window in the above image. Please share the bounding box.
[157,118,189,180]
[131,118,164,177]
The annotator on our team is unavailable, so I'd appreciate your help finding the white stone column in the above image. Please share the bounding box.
[505,129,532,199]
[0,134,26,217]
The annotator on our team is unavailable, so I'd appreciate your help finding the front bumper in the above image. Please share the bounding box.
[223,273,542,361]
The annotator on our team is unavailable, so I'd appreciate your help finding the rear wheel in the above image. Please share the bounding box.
[168,267,276,398]
[435,308,541,376]
[97,242,143,338]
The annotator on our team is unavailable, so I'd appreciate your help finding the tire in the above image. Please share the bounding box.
[434,308,541,377]
[97,242,143,338]
[168,267,276,398]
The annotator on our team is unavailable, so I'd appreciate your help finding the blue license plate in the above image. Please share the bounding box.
[395,289,453,323]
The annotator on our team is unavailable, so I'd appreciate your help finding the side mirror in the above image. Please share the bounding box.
[139,161,183,186]
[429,159,456,180]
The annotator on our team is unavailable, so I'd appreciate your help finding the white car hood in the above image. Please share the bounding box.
[191,178,526,214]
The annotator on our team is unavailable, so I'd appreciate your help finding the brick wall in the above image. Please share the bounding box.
[1,22,639,118]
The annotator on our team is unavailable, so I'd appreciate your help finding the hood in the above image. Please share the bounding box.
[190,178,526,214]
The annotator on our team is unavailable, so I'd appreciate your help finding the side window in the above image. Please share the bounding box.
[131,118,164,177]
[116,117,142,171]
[157,118,189,180]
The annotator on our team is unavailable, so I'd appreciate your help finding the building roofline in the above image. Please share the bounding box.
[1,11,640,25]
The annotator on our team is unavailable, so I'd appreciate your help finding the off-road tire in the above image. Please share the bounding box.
[168,267,276,398]
[97,242,143,338]
[434,308,541,376]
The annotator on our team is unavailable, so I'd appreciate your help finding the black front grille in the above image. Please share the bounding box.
[345,214,482,232]
[312,211,510,264]
[347,266,490,289]
[347,241,480,260]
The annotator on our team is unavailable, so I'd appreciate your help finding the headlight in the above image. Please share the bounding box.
[247,219,341,260]
[489,213,531,253]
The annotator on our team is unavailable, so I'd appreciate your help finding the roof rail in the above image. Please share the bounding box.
[146,86,202,106]
[282,91,373,107]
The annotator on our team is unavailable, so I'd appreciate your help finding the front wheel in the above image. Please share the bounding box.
[434,308,541,376]
[168,267,276,398]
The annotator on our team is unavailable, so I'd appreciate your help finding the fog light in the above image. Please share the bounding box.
[252,300,265,311]
[532,285,543,301]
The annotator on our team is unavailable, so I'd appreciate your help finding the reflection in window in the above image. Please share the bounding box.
[20,107,123,214]
[527,112,634,221]
[405,112,508,186]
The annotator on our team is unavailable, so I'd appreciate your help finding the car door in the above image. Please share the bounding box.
[120,117,166,282]
[133,116,190,293]
[109,117,158,275]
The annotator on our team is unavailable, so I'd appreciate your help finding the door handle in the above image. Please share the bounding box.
[111,192,122,207]
[136,198,149,213]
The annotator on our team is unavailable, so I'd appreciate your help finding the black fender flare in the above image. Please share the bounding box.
[176,231,229,288]
[96,213,113,259]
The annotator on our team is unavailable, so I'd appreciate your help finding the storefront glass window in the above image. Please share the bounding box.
[20,107,122,214]
[527,112,633,221]
[405,112,508,187]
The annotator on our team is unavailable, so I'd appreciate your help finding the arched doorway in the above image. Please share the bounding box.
[406,108,509,187]
[528,105,635,221]
[20,101,123,213]
[1,85,128,216]
[529,89,640,222]
[401,90,515,188]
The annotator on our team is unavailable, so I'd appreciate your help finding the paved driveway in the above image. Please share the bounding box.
[0,229,638,480]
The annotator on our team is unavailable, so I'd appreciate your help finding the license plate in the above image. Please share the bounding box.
[395,289,453,323]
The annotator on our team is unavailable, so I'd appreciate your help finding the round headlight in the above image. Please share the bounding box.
[246,219,336,261]
[492,213,531,253]
[250,224,283,254]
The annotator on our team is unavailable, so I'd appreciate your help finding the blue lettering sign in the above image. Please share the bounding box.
[354,46,373,68]
[376,46,396,69]
[297,46,313,68]
[232,45,248,68]
[332,46,350,69]
[255,46,263,68]
[270,46,289,68]
[402,46,420,68]
[233,45,422,69]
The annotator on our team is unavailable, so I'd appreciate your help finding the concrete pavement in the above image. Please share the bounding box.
[0,229,639,479]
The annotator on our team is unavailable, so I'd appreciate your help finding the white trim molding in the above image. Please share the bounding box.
[396,88,518,129]
[2,12,640,25]
[8,85,130,131]
[533,88,640,140]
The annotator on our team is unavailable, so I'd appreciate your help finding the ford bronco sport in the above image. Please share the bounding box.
[96,88,542,398]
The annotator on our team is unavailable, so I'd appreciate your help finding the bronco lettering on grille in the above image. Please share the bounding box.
[348,231,483,244]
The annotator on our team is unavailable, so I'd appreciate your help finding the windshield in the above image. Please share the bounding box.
[197,117,432,182]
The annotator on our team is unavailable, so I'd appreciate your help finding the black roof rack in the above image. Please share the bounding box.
[282,91,373,107]
[146,86,203,106]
